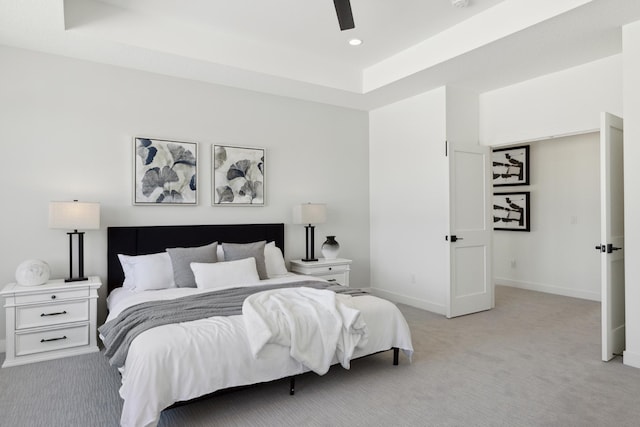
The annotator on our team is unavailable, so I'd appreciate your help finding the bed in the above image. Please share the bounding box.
[103,223,413,427]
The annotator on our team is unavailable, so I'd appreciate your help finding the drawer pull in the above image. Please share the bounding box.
[41,310,67,317]
[40,335,67,343]
[327,279,337,282]
[51,295,56,300]
[328,267,333,271]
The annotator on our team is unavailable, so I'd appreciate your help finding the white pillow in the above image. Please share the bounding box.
[191,257,260,290]
[217,245,225,261]
[117,252,176,291]
[265,241,288,278]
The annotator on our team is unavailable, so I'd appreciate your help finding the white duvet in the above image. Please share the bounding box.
[105,275,413,427]
[243,286,368,374]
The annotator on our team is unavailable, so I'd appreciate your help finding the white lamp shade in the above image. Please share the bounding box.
[49,201,100,230]
[292,203,326,225]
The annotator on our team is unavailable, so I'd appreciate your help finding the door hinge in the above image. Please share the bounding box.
[445,140,448,157]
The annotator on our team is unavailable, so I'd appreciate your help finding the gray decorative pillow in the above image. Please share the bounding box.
[222,241,268,280]
[166,242,218,288]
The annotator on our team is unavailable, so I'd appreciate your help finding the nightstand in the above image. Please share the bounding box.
[1,276,102,368]
[289,258,352,286]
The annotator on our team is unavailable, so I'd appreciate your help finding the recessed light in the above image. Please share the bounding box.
[349,38,362,46]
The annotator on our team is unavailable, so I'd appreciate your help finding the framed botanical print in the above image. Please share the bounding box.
[133,137,197,205]
[212,145,265,206]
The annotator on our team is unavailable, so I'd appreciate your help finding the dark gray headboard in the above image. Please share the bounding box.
[107,223,285,293]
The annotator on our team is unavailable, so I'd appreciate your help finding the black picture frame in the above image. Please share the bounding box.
[492,145,530,187]
[493,191,530,232]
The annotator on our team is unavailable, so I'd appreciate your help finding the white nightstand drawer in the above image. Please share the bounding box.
[15,300,89,330]
[15,288,89,305]
[309,265,349,275]
[15,323,90,356]
[319,273,348,285]
[289,258,352,287]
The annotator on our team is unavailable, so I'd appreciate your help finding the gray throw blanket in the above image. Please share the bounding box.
[99,281,368,368]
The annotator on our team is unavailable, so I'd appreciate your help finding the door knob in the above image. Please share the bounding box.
[607,244,622,253]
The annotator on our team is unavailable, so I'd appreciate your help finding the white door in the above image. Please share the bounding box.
[447,142,493,318]
[600,112,625,362]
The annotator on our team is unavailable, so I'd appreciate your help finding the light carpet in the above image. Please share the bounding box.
[2,285,640,426]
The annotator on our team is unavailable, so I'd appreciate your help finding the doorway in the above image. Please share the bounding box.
[492,133,602,302]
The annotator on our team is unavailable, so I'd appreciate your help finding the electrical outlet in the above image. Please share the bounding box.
[510,259,517,269]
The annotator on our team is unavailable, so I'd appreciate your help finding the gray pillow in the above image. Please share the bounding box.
[166,242,218,288]
[222,241,268,280]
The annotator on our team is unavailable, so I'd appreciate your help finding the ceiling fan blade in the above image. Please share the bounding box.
[333,0,355,31]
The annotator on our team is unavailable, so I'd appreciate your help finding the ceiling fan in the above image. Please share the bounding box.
[333,0,355,31]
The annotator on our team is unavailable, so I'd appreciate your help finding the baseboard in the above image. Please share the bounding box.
[0,339,5,354]
[623,350,640,369]
[495,278,600,301]
[369,287,445,315]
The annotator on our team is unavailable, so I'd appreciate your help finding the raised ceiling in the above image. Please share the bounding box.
[1,0,640,110]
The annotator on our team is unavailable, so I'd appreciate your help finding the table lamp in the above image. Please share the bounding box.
[49,200,100,282]
[292,203,326,262]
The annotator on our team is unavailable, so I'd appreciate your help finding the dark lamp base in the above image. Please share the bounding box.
[300,258,318,262]
[65,277,89,283]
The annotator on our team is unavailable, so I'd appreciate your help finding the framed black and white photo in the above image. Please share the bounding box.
[212,145,264,206]
[492,145,530,187]
[493,192,530,232]
[133,137,197,205]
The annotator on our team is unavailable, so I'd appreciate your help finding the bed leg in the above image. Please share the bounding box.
[289,376,296,395]
[393,347,399,365]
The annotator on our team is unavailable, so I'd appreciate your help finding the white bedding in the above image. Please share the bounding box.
[243,286,368,375]
[105,275,413,427]
[106,273,305,316]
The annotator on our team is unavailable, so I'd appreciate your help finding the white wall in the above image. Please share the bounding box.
[0,45,370,349]
[369,87,449,313]
[622,21,640,369]
[479,55,623,146]
[494,133,601,301]
[446,86,480,144]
